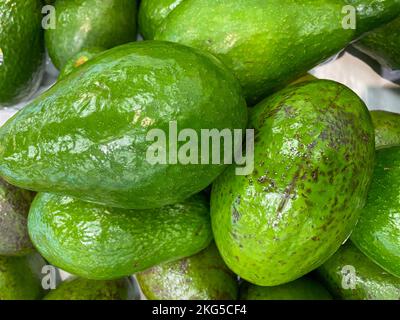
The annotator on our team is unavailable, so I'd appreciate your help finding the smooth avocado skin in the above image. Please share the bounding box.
[0,179,35,256]
[143,0,400,103]
[353,17,400,70]
[240,277,332,300]
[0,253,46,300]
[28,192,213,280]
[44,277,131,300]
[46,0,137,70]
[137,242,238,300]
[317,242,400,300]
[0,41,247,210]
[351,146,400,278]
[370,110,400,149]
[211,80,375,286]
[0,0,44,106]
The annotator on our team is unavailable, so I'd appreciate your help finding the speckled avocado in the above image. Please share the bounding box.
[240,277,332,300]
[351,146,400,278]
[0,253,46,300]
[141,0,400,103]
[0,0,44,106]
[317,242,400,300]
[211,80,375,286]
[44,277,131,300]
[137,243,238,300]
[0,41,247,209]
[46,0,137,69]
[370,110,400,149]
[28,192,212,280]
[0,179,35,256]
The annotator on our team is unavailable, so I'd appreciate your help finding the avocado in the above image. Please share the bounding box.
[353,17,400,70]
[351,146,400,278]
[0,0,44,106]
[28,192,212,280]
[0,253,46,300]
[44,277,131,300]
[370,110,400,149]
[46,0,137,69]
[140,0,400,103]
[137,243,238,300]
[211,80,375,286]
[0,179,35,256]
[240,277,332,300]
[0,41,247,209]
[317,242,400,300]
[58,47,105,79]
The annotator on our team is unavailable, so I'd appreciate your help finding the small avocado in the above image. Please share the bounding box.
[0,41,247,209]
[353,17,400,70]
[46,0,137,69]
[0,0,44,106]
[351,146,400,278]
[141,0,400,103]
[211,80,375,286]
[28,193,213,280]
[0,253,46,300]
[0,179,35,256]
[137,243,238,300]
[317,242,400,300]
[44,277,131,300]
[240,277,332,300]
[370,110,400,149]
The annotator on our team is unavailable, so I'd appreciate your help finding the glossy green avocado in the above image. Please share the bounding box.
[0,179,35,256]
[137,243,238,300]
[211,80,375,286]
[0,41,247,209]
[28,193,213,280]
[0,0,44,106]
[140,0,400,103]
[240,277,332,300]
[46,0,137,69]
[351,146,400,278]
[317,242,400,300]
[370,110,400,149]
[44,277,131,300]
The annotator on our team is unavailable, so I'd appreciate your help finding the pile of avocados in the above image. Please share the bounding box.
[0,0,399,300]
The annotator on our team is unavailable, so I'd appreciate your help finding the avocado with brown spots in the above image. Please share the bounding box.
[211,80,375,286]
[370,110,400,149]
[0,178,35,256]
[137,243,238,300]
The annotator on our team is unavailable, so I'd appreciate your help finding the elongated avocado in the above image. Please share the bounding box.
[28,193,213,280]
[137,243,238,300]
[0,41,247,209]
[240,277,332,300]
[370,110,400,149]
[317,242,400,300]
[211,80,375,286]
[351,146,400,278]
[0,179,35,256]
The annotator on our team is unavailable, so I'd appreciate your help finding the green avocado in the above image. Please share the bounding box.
[370,110,400,149]
[0,41,247,209]
[0,179,35,256]
[44,277,131,300]
[211,80,375,286]
[353,17,400,70]
[141,0,400,103]
[58,47,105,79]
[0,0,44,106]
[240,277,332,300]
[46,0,137,70]
[137,242,238,300]
[0,253,46,300]
[28,192,213,280]
[351,146,400,278]
[317,242,400,300]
